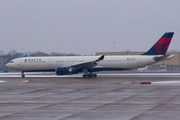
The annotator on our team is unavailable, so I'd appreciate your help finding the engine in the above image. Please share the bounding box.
[55,67,79,75]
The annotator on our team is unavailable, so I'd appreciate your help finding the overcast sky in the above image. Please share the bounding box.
[0,0,179,55]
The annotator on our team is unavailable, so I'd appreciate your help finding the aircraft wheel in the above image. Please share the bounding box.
[88,74,92,78]
[83,74,88,78]
[93,74,97,78]
[21,74,25,78]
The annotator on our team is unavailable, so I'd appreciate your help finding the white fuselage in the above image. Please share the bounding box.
[6,55,157,72]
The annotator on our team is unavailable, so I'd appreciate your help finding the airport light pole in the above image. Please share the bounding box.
[113,40,115,52]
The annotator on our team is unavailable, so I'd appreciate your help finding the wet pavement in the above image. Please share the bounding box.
[0,75,180,120]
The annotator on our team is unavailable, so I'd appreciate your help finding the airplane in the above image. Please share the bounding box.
[6,32,174,78]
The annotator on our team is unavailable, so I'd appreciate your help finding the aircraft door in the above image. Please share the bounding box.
[17,60,21,66]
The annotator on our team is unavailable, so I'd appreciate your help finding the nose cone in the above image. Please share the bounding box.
[6,63,10,68]
[6,63,13,69]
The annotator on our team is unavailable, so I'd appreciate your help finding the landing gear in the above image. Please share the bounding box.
[82,73,97,78]
[88,73,92,78]
[82,68,97,78]
[93,74,97,78]
[83,74,88,78]
[21,71,25,78]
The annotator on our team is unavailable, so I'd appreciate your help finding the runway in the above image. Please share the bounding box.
[0,73,180,120]
[0,72,180,77]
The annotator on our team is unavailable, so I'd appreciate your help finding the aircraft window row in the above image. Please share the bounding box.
[105,60,122,62]
[103,60,135,62]
[56,61,85,62]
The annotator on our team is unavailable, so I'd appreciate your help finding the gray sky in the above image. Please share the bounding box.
[0,0,179,55]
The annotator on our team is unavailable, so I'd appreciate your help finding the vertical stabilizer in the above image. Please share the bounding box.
[142,32,174,55]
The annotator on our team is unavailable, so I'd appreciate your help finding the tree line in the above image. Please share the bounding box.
[0,50,81,63]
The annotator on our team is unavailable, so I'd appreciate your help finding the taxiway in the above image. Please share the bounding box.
[0,73,180,120]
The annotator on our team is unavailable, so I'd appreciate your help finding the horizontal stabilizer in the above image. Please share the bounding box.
[153,54,174,62]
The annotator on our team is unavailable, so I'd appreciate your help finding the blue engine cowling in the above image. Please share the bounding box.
[55,67,79,75]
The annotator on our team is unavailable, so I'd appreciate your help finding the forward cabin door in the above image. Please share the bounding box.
[17,59,21,66]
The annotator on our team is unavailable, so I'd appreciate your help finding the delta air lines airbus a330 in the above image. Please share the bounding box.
[6,32,174,78]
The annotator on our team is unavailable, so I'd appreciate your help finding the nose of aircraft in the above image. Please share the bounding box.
[6,63,10,68]
[6,63,13,69]
[6,61,17,70]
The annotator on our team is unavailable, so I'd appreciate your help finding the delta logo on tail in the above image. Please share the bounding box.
[142,32,174,55]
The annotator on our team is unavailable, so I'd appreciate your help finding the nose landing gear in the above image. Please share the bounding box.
[21,71,25,78]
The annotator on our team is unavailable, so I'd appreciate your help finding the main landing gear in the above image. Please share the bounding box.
[21,71,25,78]
[82,68,97,78]
[83,68,97,78]
[83,73,97,78]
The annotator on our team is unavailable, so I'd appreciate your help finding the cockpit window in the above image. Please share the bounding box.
[10,61,14,63]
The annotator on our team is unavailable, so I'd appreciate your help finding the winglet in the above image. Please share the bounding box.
[142,32,174,55]
[96,55,104,62]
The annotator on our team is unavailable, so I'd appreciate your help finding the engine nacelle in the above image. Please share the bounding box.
[55,67,78,75]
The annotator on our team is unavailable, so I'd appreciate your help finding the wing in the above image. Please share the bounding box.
[62,55,104,70]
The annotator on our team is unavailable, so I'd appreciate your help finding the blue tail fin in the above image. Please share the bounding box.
[142,32,174,55]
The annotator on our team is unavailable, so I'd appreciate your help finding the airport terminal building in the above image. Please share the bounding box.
[96,52,180,72]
